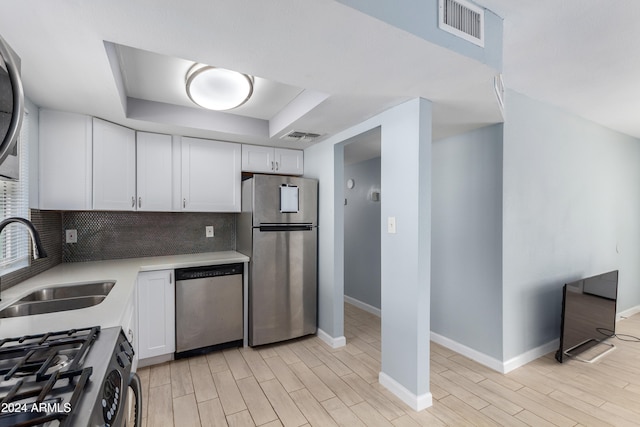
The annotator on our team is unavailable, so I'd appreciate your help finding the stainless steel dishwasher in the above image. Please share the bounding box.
[175,263,243,357]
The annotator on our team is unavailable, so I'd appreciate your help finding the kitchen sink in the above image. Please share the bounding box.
[0,281,115,318]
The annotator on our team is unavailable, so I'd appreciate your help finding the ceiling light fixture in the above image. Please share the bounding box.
[186,64,254,111]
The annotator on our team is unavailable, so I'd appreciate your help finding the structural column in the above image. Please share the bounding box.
[379,98,432,410]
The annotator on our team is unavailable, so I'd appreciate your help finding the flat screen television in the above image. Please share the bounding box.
[555,270,618,363]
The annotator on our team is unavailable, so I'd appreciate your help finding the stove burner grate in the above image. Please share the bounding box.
[0,326,100,382]
[0,326,101,426]
[0,367,92,427]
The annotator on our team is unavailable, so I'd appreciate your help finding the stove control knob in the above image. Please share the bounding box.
[117,352,130,369]
[120,340,134,356]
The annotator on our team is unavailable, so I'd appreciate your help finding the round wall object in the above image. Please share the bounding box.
[346,178,355,189]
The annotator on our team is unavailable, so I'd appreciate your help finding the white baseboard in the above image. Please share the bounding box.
[502,339,558,373]
[137,353,173,369]
[379,372,432,411]
[430,331,558,374]
[430,332,504,373]
[317,328,346,349]
[344,295,381,317]
[618,304,640,320]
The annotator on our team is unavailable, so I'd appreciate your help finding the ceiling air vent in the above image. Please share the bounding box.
[280,130,322,142]
[438,0,484,47]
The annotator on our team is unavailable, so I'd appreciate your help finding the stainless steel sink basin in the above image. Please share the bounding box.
[16,281,115,302]
[0,281,115,318]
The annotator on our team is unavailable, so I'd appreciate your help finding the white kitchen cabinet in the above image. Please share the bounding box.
[39,110,93,210]
[241,144,303,175]
[137,270,175,360]
[275,148,304,175]
[93,118,136,210]
[136,132,174,211]
[181,137,241,212]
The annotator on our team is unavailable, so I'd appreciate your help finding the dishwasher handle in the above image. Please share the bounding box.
[175,263,243,281]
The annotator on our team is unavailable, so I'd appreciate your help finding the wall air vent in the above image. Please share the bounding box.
[280,130,322,142]
[438,0,484,47]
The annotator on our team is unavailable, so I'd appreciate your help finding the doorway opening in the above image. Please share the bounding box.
[342,127,381,320]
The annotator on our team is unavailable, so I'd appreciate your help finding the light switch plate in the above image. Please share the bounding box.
[65,229,78,243]
[206,226,214,238]
[387,217,396,234]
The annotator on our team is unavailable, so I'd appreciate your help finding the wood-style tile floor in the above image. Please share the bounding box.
[138,304,640,426]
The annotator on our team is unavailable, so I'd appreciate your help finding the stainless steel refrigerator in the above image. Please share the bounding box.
[237,174,318,346]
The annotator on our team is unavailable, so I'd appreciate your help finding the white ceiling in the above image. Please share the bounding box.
[475,0,640,138]
[0,0,638,151]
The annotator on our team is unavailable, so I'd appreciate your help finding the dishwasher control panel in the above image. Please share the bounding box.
[175,263,243,281]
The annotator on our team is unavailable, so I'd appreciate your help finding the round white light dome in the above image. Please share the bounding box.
[186,65,253,111]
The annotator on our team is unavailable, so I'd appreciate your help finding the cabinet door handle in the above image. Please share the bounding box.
[275,161,279,171]
[131,196,135,208]
[183,198,186,208]
[271,161,274,171]
[138,197,142,208]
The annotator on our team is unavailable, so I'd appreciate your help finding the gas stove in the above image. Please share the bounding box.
[0,326,139,427]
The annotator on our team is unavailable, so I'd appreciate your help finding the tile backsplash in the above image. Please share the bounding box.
[62,211,236,262]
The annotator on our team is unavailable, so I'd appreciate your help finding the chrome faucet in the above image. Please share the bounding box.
[0,217,48,259]
[0,217,48,301]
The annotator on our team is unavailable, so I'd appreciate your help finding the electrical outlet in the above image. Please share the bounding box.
[206,226,214,238]
[65,229,78,243]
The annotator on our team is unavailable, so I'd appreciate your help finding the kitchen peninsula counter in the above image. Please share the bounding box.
[0,251,249,337]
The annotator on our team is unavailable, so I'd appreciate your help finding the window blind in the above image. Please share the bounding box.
[0,110,30,273]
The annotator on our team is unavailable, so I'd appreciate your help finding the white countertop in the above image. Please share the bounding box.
[0,251,249,338]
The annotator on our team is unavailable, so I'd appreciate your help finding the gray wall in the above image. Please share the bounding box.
[62,211,236,262]
[344,157,381,310]
[305,98,433,405]
[432,124,503,359]
[502,90,640,360]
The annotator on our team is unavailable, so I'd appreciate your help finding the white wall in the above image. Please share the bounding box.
[502,90,640,361]
[431,124,503,360]
[344,157,381,310]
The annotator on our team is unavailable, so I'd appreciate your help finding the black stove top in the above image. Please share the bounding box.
[0,327,100,427]
[0,326,133,427]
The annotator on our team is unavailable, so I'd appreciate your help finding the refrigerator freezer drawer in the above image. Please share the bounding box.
[250,227,317,346]
[250,174,318,226]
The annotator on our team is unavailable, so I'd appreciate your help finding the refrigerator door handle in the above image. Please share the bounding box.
[259,224,313,232]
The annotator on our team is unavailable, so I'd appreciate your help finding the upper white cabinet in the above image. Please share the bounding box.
[181,137,241,212]
[136,132,174,212]
[241,144,273,173]
[93,118,136,210]
[275,148,304,175]
[242,145,303,175]
[39,110,93,210]
[38,109,243,213]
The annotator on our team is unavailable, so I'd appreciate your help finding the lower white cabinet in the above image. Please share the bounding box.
[136,270,175,360]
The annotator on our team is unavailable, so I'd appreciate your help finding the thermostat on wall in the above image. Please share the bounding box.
[346,178,355,189]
